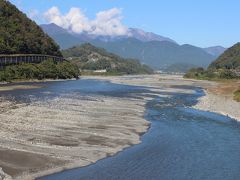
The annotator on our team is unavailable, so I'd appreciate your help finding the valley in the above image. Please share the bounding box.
[0,1,239,180]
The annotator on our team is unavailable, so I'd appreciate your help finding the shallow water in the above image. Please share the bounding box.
[3,79,239,180]
[0,79,148,103]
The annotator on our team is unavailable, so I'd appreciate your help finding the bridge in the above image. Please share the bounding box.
[0,54,65,67]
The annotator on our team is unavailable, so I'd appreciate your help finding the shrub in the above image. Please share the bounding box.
[234,89,240,102]
[184,67,206,79]
[0,59,80,82]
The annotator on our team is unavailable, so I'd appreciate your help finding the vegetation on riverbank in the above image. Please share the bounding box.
[183,67,240,80]
[184,66,240,80]
[62,43,153,75]
[184,43,240,80]
[184,43,240,103]
[0,59,80,82]
[234,89,240,102]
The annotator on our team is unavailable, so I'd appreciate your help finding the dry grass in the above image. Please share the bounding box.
[208,80,240,98]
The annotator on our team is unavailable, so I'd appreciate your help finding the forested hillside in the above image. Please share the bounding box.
[185,43,240,79]
[62,44,153,75]
[0,0,61,56]
[208,43,240,70]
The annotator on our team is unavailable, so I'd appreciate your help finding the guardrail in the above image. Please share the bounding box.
[0,54,64,67]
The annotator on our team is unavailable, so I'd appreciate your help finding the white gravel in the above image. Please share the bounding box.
[0,168,12,180]
[194,90,240,121]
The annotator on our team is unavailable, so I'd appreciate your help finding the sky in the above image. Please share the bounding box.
[9,0,240,48]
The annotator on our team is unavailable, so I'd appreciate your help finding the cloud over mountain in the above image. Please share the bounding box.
[44,7,129,36]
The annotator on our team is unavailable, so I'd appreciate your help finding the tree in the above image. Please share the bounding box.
[0,0,62,56]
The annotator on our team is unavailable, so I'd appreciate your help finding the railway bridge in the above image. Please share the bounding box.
[0,54,64,67]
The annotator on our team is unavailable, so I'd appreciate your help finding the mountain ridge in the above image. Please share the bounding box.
[91,38,216,69]
[128,28,177,44]
[40,23,177,45]
[40,23,218,70]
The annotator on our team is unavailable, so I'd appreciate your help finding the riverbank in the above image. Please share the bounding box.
[0,78,80,92]
[84,75,240,121]
[193,80,240,121]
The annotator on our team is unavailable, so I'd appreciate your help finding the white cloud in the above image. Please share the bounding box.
[44,7,129,36]
[91,8,128,36]
[65,8,92,33]
[44,7,66,28]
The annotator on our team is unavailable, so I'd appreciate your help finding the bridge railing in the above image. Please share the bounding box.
[0,54,65,67]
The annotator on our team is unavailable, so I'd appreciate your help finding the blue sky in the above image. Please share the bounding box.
[9,0,240,47]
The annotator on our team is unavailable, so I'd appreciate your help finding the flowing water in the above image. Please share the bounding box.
[1,79,239,180]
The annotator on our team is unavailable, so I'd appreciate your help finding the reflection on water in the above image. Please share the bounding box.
[3,79,239,180]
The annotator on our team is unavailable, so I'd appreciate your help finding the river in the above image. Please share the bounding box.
[1,78,240,180]
[32,79,240,180]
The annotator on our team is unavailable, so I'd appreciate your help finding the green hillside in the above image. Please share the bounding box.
[208,43,240,70]
[164,63,198,73]
[185,43,240,79]
[0,1,81,82]
[62,44,153,75]
[0,0,61,56]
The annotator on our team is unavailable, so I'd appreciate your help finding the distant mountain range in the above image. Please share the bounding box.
[40,23,177,47]
[41,23,226,71]
[91,38,216,69]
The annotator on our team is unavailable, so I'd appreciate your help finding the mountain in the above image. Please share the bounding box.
[91,38,215,69]
[40,23,177,47]
[0,1,61,56]
[40,23,68,35]
[41,23,216,69]
[40,23,121,49]
[62,43,153,75]
[128,28,177,44]
[208,43,240,71]
[40,23,87,49]
[204,46,226,57]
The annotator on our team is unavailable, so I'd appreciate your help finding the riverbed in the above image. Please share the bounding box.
[0,75,239,180]
[39,77,240,180]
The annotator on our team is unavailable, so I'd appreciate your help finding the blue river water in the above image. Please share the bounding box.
[2,79,239,180]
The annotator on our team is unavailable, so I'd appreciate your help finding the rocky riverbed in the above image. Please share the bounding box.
[0,75,239,180]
